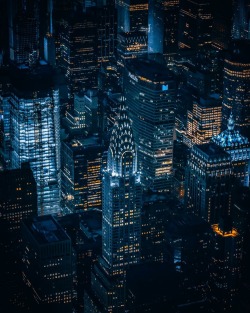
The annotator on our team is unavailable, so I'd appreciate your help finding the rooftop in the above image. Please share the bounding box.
[126,58,173,83]
[66,136,103,150]
[195,142,230,159]
[25,215,70,244]
[10,64,54,98]
[212,113,249,148]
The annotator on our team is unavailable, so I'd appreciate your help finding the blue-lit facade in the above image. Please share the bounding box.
[88,107,142,312]
[102,107,142,273]
[148,0,164,54]
[10,89,60,215]
[212,114,250,187]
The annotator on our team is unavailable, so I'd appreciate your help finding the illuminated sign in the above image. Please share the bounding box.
[162,84,168,91]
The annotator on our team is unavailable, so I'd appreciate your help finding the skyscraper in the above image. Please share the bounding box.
[61,136,105,213]
[124,58,176,192]
[60,10,98,98]
[185,94,222,147]
[116,0,148,71]
[222,40,250,137]
[8,0,40,64]
[9,66,60,215]
[117,0,148,34]
[185,143,232,224]
[178,0,213,50]
[148,0,164,54]
[0,163,37,311]
[232,0,250,40]
[22,215,73,312]
[102,106,142,275]
[211,216,242,312]
[44,0,56,67]
[212,113,250,187]
[87,107,142,312]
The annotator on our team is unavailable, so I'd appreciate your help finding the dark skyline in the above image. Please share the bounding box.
[0,0,250,312]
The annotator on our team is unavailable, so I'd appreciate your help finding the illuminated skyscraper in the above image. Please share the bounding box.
[117,32,148,67]
[117,0,148,33]
[61,136,105,213]
[124,58,175,192]
[178,0,213,50]
[60,10,98,98]
[222,40,250,137]
[10,66,60,215]
[87,107,142,312]
[185,94,222,147]
[212,113,250,187]
[185,143,232,224]
[116,0,148,70]
[102,107,142,275]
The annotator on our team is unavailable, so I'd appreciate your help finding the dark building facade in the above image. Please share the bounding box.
[8,0,40,65]
[178,0,213,50]
[0,163,37,311]
[22,215,74,312]
[185,143,233,224]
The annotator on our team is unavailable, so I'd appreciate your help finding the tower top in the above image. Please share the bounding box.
[212,113,249,148]
[227,112,235,131]
[108,106,137,176]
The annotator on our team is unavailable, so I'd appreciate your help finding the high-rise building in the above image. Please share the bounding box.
[61,136,105,213]
[9,66,60,215]
[96,5,117,64]
[117,0,148,34]
[211,0,233,50]
[184,94,222,147]
[8,0,40,64]
[232,0,250,40]
[167,215,211,303]
[86,107,142,312]
[212,113,250,187]
[44,0,56,67]
[102,106,142,275]
[124,58,176,192]
[163,0,180,57]
[147,0,180,56]
[178,0,213,50]
[185,143,232,224]
[211,216,242,312]
[0,163,37,311]
[22,215,73,312]
[116,0,148,71]
[222,40,250,137]
[148,0,164,54]
[117,32,148,68]
[60,10,98,98]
